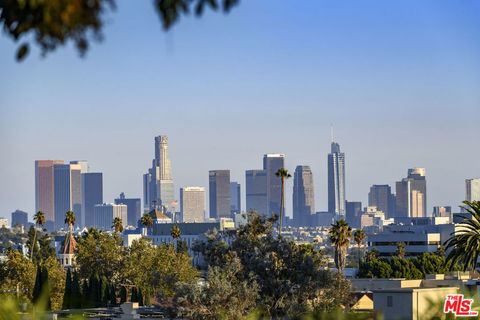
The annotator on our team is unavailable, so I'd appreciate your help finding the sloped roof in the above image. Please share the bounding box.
[61,232,77,255]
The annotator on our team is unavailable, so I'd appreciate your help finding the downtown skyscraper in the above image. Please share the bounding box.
[264,154,285,218]
[368,184,396,219]
[466,178,480,202]
[143,135,175,211]
[292,165,315,226]
[395,168,427,218]
[327,141,346,217]
[209,170,231,219]
[35,160,64,230]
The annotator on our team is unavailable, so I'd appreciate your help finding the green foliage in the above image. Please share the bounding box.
[65,211,76,230]
[191,212,353,318]
[395,242,406,259]
[275,168,291,235]
[358,250,461,279]
[175,255,259,319]
[76,228,125,284]
[141,213,153,228]
[445,200,480,271]
[0,249,36,301]
[1,0,239,61]
[120,286,127,304]
[171,224,181,239]
[329,219,352,271]
[112,217,124,233]
[63,269,72,309]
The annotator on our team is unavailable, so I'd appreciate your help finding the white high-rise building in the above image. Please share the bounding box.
[466,178,480,202]
[93,203,127,231]
[180,187,206,222]
[328,141,346,217]
[144,136,175,211]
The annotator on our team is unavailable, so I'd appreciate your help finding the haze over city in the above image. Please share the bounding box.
[1,0,479,219]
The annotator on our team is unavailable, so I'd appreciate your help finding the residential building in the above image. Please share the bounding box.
[93,203,128,231]
[209,170,231,219]
[293,165,315,227]
[368,184,396,219]
[180,187,206,222]
[263,154,285,218]
[81,172,103,228]
[35,160,64,230]
[346,201,362,229]
[328,141,346,217]
[114,192,141,226]
[230,182,241,214]
[11,210,28,228]
[245,169,268,216]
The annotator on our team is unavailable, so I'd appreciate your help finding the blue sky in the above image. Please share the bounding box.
[1,0,479,220]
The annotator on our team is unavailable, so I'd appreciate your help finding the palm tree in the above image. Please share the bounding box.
[171,224,181,240]
[31,211,46,261]
[445,201,480,271]
[353,229,366,265]
[64,210,76,232]
[329,219,352,272]
[141,213,153,236]
[112,217,124,233]
[275,168,291,237]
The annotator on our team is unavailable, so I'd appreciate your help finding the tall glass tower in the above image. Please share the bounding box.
[327,141,346,217]
[293,165,315,226]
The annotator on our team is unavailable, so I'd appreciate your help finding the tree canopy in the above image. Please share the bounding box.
[0,0,240,61]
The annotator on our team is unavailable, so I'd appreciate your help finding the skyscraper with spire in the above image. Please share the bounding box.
[327,129,346,217]
[143,135,175,211]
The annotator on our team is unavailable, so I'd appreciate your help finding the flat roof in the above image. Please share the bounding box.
[372,287,459,293]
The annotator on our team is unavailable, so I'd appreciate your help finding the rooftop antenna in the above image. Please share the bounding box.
[330,124,334,143]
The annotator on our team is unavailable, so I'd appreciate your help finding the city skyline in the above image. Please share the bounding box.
[1,1,479,219]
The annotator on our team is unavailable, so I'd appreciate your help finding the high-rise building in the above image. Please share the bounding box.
[395,168,427,218]
[209,170,231,219]
[69,161,85,226]
[35,160,64,229]
[433,206,452,217]
[230,182,241,214]
[346,201,362,228]
[11,210,28,228]
[93,203,127,231]
[245,170,268,216]
[180,187,205,222]
[263,154,285,218]
[114,192,141,226]
[408,168,427,216]
[144,136,175,211]
[292,165,315,226]
[466,178,480,202]
[328,141,346,217]
[368,184,396,219]
[82,172,103,228]
[54,163,80,231]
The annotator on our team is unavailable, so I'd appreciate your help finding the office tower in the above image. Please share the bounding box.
[327,141,346,217]
[209,170,231,219]
[180,187,206,222]
[368,184,396,219]
[395,168,427,218]
[263,154,285,218]
[144,136,175,211]
[69,161,85,227]
[230,182,241,214]
[408,168,427,216]
[54,163,81,230]
[114,192,141,226]
[82,172,103,228]
[35,160,64,229]
[433,206,452,217]
[466,178,480,202]
[346,201,362,229]
[292,165,315,226]
[11,210,28,228]
[245,170,268,216]
[93,203,127,231]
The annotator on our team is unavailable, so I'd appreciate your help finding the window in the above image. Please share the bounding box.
[387,296,393,307]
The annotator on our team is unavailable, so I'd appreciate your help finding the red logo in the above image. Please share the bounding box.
[444,294,478,317]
